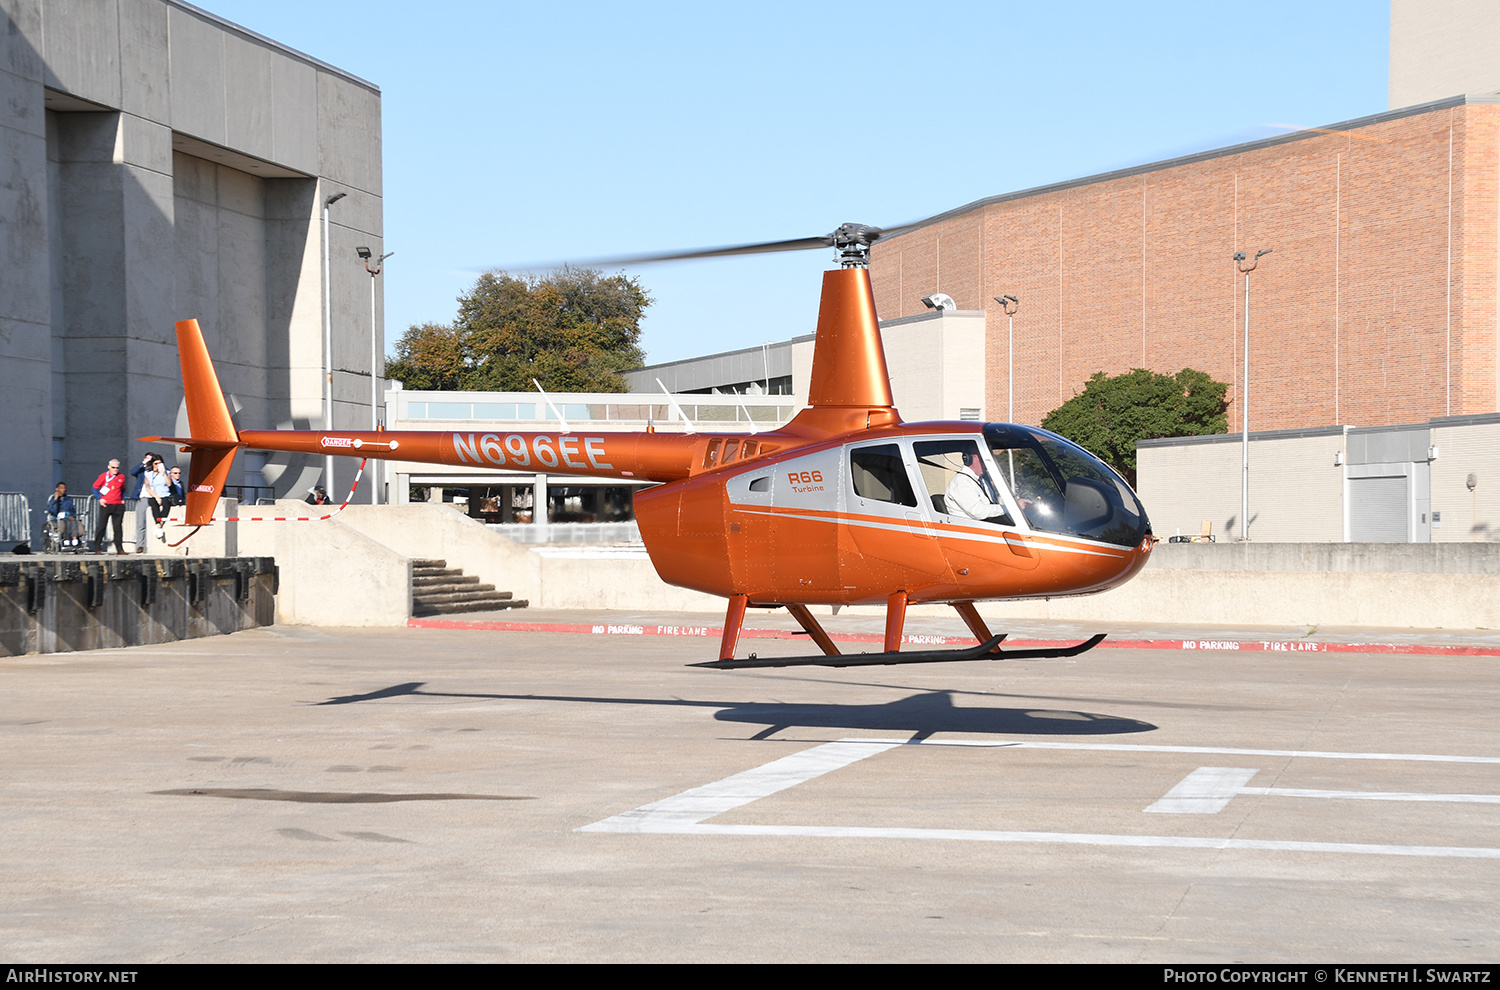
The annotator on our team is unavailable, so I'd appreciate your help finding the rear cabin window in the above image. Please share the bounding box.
[849,444,917,507]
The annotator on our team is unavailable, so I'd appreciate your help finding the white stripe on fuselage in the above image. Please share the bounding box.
[731,506,1126,558]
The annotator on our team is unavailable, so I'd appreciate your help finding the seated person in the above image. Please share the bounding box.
[46,482,81,548]
[944,449,1012,524]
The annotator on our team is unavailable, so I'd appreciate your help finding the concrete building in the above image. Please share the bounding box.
[1138,414,1500,543]
[627,338,799,397]
[625,308,989,424]
[860,3,1500,441]
[0,0,383,544]
[868,96,1500,435]
[1390,0,1500,109]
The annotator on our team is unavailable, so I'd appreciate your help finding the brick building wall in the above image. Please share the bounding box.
[869,97,1500,433]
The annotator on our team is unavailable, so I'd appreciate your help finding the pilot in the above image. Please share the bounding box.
[945,449,1011,524]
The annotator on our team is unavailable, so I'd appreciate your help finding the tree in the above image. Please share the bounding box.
[1040,368,1229,486]
[385,268,650,394]
[384,321,468,392]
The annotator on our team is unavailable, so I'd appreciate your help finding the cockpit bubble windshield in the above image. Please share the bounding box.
[983,424,1151,547]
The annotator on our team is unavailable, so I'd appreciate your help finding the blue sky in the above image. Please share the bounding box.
[202,1,1389,365]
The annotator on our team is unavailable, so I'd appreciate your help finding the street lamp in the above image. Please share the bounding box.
[321,191,346,496]
[1233,248,1272,541]
[356,246,394,504]
[994,295,1019,423]
[994,294,1020,490]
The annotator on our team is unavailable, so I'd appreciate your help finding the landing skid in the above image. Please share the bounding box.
[693,633,1107,670]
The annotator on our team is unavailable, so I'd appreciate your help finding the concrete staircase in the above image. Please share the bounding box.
[411,558,528,617]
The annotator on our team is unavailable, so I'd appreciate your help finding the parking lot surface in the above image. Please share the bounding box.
[3,619,1498,962]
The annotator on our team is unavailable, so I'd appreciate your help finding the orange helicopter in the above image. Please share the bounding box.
[145,223,1154,669]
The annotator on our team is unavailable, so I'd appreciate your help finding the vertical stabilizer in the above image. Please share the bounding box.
[174,319,241,524]
[177,319,238,443]
[786,267,900,437]
[805,267,895,409]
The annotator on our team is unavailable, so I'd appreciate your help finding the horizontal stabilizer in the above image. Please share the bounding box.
[137,435,240,450]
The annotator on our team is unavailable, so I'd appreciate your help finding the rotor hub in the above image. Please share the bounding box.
[830,223,881,268]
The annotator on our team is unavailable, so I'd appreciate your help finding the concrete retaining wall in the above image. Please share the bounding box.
[0,557,275,656]
[532,555,724,612]
[236,503,410,627]
[971,567,1500,630]
[335,503,541,609]
[196,504,1500,632]
[239,503,719,622]
[528,540,1500,631]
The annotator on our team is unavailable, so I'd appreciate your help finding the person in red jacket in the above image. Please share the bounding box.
[90,459,127,554]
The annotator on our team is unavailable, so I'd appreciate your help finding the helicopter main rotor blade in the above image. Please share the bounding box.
[590,234,836,265]
[496,235,834,274]
[491,217,936,274]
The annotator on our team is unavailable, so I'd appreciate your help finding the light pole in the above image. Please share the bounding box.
[356,246,394,504]
[1233,248,1272,541]
[321,191,346,496]
[994,294,1019,490]
[994,295,1019,423]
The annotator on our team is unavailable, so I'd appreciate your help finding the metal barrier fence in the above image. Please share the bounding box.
[70,495,139,548]
[488,521,642,545]
[0,493,30,544]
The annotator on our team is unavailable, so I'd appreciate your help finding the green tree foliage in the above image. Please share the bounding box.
[1040,368,1229,486]
[385,269,650,393]
[384,321,468,392]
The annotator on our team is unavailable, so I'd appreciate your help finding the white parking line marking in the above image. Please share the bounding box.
[1145,767,1261,813]
[578,740,898,832]
[852,738,1500,765]
[625,824,1500,859]
[1147,767,1500,813]
[1241,787,1500,804]
[579,738,1500,859]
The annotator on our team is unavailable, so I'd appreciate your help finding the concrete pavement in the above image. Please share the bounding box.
[3,618,1499,961]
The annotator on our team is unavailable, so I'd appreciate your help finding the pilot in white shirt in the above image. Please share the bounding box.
[945,449,1010,523]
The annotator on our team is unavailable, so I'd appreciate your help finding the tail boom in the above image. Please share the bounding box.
[235,429,701,484]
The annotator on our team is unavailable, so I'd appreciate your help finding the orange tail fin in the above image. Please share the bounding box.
[786,267,902,437]
[139,319,241,525]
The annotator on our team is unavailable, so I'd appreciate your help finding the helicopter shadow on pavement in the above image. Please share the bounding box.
[715,691,1154,741]
[314,682,1156,741]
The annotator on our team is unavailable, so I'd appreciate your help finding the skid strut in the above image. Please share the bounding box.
[884,590,908,653]
[952,601,997,649]
[718,594,749,662]
[785,603,840,656]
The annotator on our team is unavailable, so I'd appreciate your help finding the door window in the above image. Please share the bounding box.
[849,444,917,507]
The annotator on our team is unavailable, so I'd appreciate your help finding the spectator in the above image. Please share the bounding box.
[46,482,80,549]
[167,465,185,507]
[142,458,171,548]
[131,452,161,553]
[90,459,127,554]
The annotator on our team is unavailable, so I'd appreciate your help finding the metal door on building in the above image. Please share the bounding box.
[1346,462,1430,542]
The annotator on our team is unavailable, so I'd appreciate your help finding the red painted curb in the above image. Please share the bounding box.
[405,617,1500,658]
